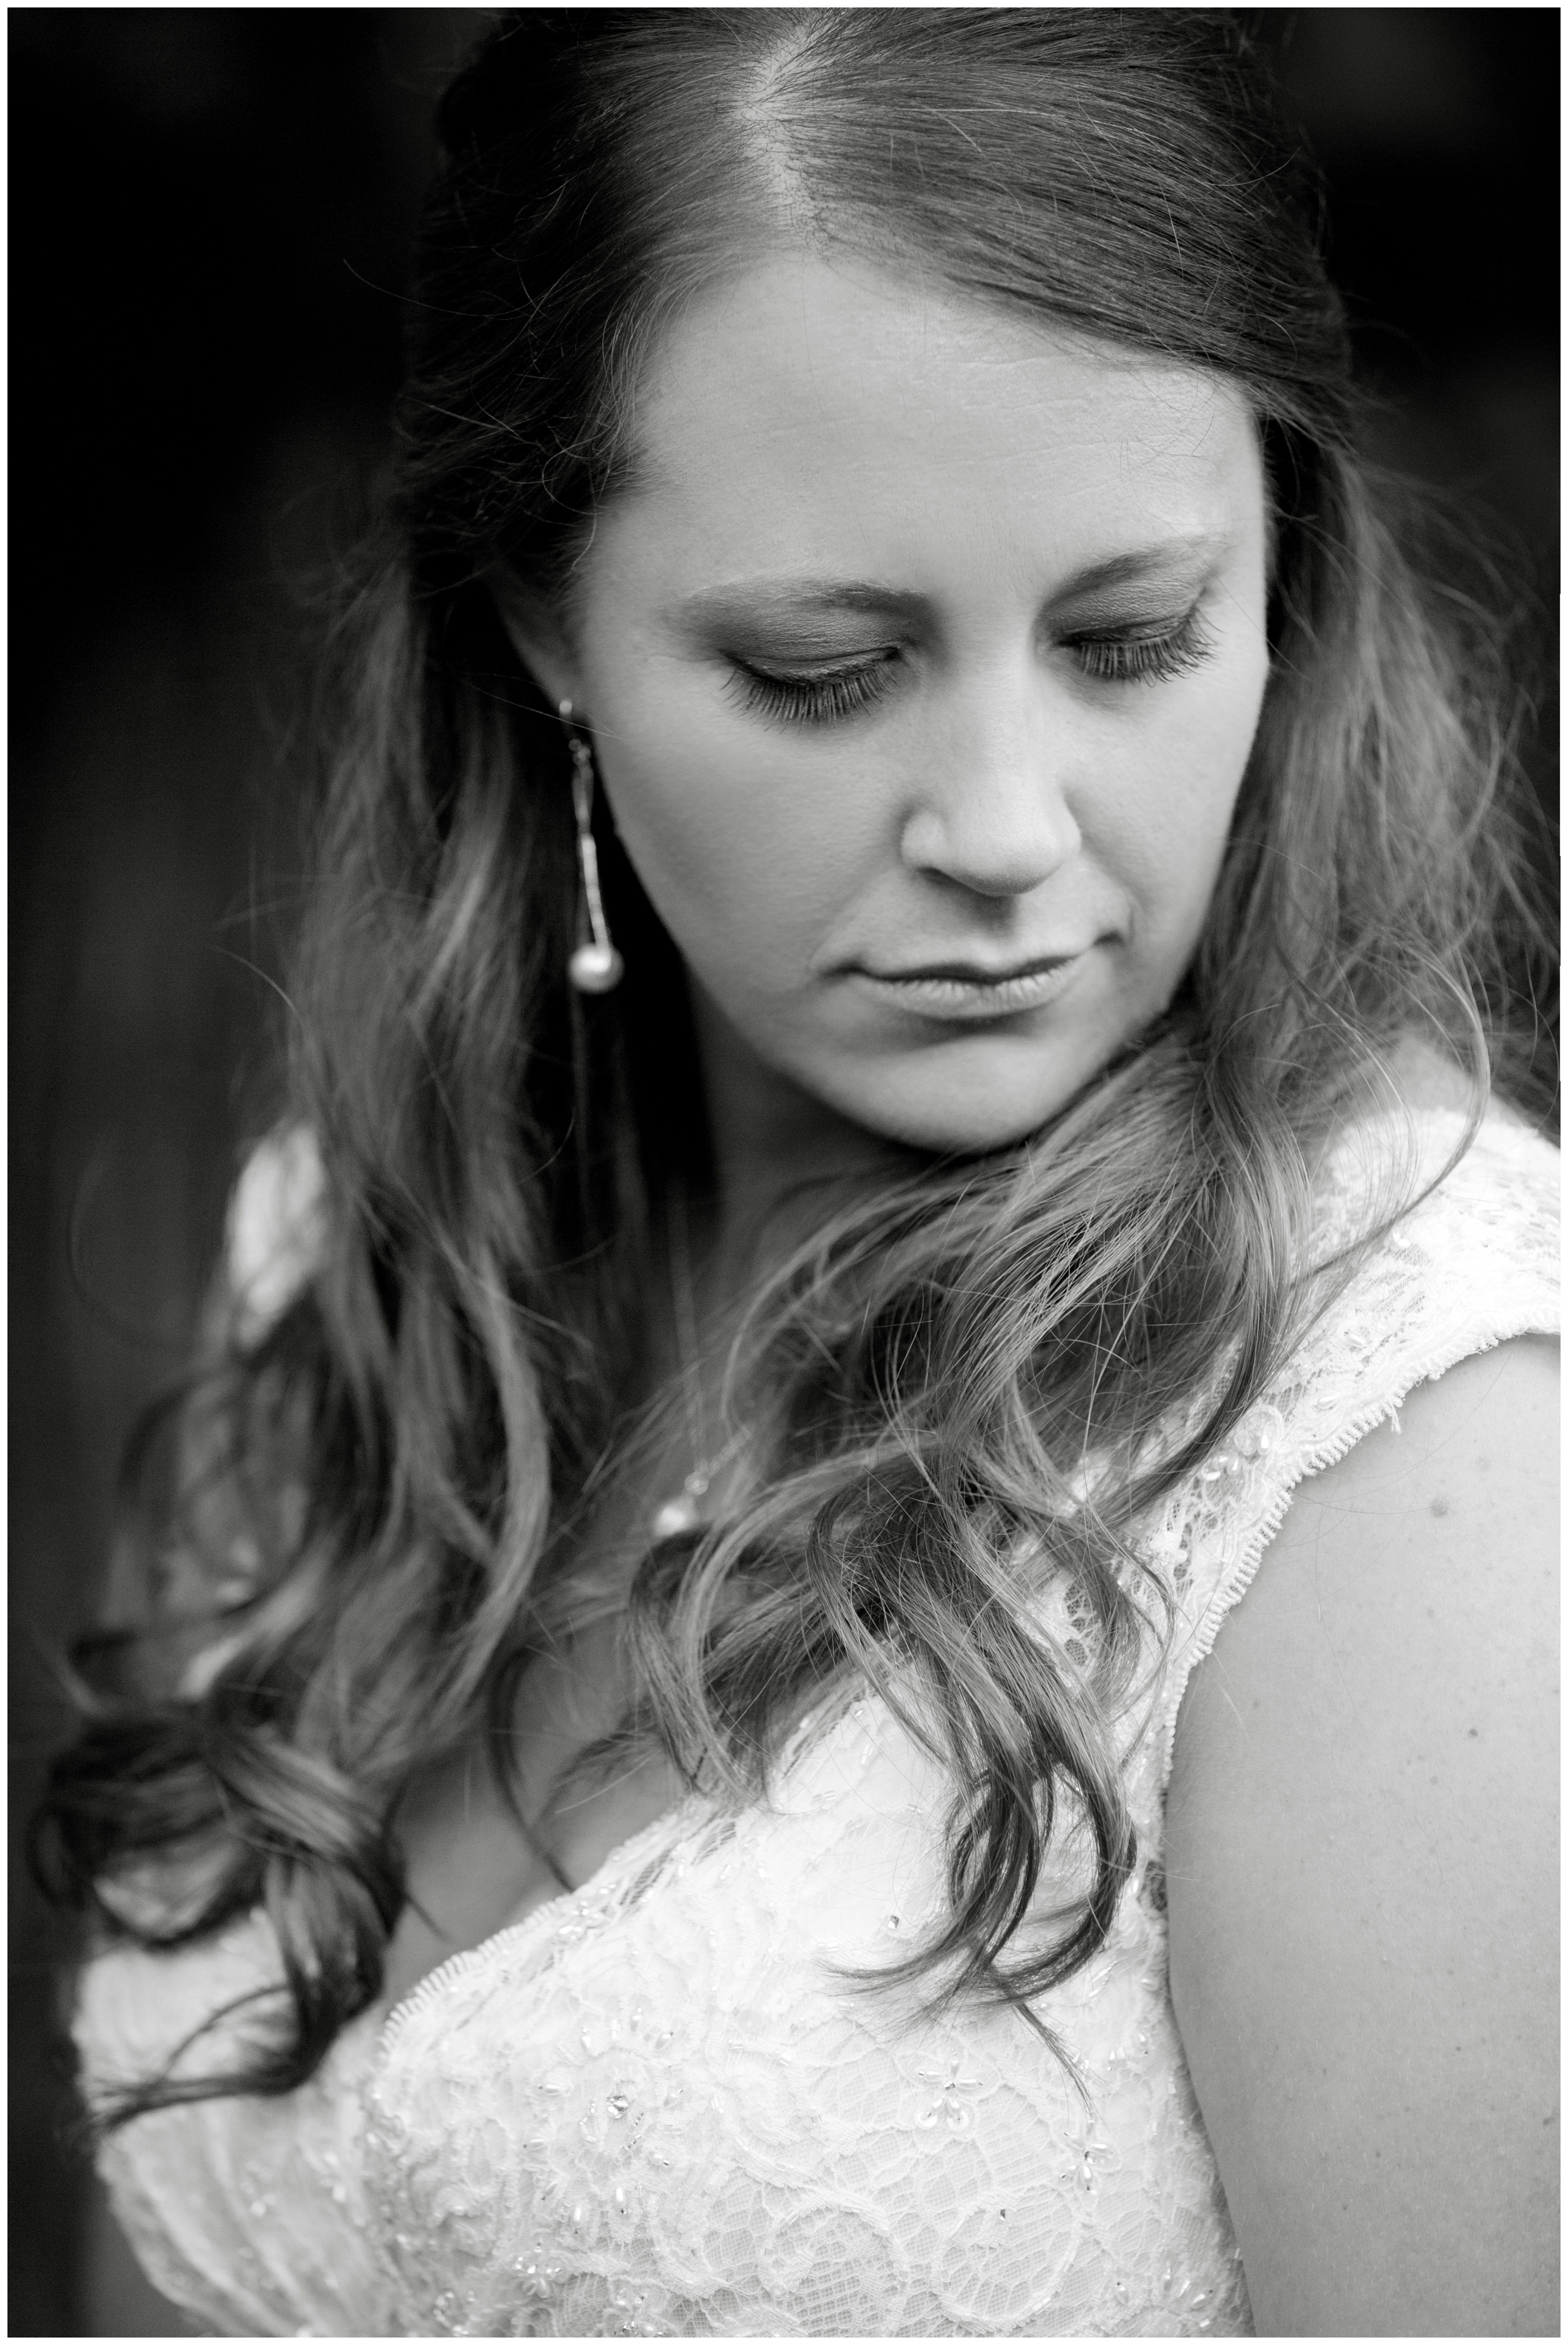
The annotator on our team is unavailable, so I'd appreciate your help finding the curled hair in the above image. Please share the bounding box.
[37,9,1554,2121]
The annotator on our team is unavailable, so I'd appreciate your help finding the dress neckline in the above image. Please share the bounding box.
[374,1682,876,2052]
[375,1786,709,2052]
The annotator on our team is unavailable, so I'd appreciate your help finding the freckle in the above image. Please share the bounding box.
[1429,1495,1450,1518]
[1467,1727,1479,1739]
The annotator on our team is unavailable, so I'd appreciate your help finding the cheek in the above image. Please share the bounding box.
[1093,669,1265,945]
[589,678,882,986]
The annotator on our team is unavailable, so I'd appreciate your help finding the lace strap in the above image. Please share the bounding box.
[1148,1108,1558,1790]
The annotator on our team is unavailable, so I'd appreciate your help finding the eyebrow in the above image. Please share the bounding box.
[1057,531,1236,598]
[674,533,1237,629]
[676,579,929,628]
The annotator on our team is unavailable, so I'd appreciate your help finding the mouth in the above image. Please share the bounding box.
[846,950,1092,1023]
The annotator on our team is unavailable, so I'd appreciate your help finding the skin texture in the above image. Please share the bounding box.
[1167,1336,1559,2336]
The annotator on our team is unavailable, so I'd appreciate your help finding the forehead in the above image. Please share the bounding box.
[601,250,1261,590]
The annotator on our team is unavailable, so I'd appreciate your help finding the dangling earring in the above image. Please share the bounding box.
[560,699,623,994]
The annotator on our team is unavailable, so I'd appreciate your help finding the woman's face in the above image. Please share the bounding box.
[519,252,1271,1158]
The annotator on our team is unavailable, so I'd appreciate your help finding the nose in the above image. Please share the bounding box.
[898,686,1082,900]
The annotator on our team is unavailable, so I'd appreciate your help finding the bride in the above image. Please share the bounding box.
[45,13,1556,2337]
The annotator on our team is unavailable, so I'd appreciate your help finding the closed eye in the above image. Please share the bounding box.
[727,602,1215,728]
[1066,606,1215,685]
[728,651,900,727]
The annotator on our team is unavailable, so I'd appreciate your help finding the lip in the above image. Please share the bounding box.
[846,950,1092,1023]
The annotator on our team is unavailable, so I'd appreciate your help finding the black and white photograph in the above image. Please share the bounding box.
[13,10,1558,2338]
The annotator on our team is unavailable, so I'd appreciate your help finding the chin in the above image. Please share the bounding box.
[822,1042,1112,1161]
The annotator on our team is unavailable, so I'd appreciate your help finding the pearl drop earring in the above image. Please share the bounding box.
[560,700,624,994]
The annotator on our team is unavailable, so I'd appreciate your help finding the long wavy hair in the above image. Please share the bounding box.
[38,8,1554,2122]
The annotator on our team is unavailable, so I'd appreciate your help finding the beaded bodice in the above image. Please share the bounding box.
[75,1096,1559,2337]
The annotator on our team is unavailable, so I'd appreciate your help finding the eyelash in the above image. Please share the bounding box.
[1069,608,1214,686]
[734,661,896,727]
[733,609,1215,727]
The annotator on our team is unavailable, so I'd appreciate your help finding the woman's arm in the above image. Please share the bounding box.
[1166,1335,1558,2338]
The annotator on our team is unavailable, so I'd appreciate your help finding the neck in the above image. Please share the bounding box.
[684,983,910,1307]
[625,988,908,1542]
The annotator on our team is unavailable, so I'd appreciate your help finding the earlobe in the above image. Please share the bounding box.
[489,567,587,715]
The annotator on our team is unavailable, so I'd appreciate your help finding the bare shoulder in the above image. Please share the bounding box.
[1166,1336,1559,2338]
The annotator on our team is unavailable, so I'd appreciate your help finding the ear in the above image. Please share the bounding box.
[490,569,588,718]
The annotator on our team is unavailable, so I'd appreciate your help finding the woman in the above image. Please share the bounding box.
[42,11,1556,2337]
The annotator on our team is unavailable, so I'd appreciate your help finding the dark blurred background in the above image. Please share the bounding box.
[9,9,1558,2334]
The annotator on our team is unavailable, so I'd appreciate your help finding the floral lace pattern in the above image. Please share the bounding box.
[74,1099,1558,2337]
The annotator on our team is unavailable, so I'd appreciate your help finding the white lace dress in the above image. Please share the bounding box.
[75,1098,1559,2338]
